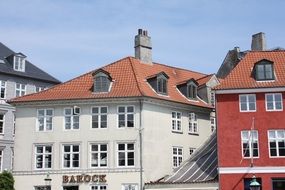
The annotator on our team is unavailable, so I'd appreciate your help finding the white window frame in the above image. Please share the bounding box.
[117,142,135,167]
[117,106,135,128]
[172,111,182,132]
[210,91,215,107]
[0,80,6,99]
[0,114,4,134]
[35,86,44,93]
[157,75,167,94]
[241,130,259,159]
[189,148,196,156]
[268,130,285,158]
[91,106,108,129]
[64,107,80,130]
[90,143,108,168]
[173,146,183,168]
[239,94,256,112]
[210,116,216,132]
[62,144,80,169]
[189,113,198,134]
[0,150,3,172]
[13,56,25,72]
[265,93,283,111]
[121,184,138,190]
[15,83,26,97]
[91,184,107,190]
[37,109,53,132]
[35,145,52,170]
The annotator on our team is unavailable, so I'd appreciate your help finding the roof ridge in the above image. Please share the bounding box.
[128,57,144,96]
[197,74,214,81]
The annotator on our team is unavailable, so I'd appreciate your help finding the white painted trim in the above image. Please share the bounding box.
[219,166,285,174]
[90,106,108,129]
[215,87,285,94]
[265,93,283,111]
[117,105,135,128]
[239,94,256,112]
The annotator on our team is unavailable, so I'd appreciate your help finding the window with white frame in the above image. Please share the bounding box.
[92,107,107,129]
[90,144,108,167]
[0,114,4,134]
[187,82,197,99]
[0,150,2,171]
[63,144,80,168]
[64,107,80,130]
[11,148,14,170]
[91,185,107,190]
[35,145,52,169]
[189,148,196,156]
[189,113,198,134]
[15,83,26,97]
[121,184,138,190]
[0,80,6,99]
[117,143,135,167]
[173,147,183,167]
[14,56,25,72]
[37,109,53,131]
[157,76,167,94]
[172,111,182,132]
[34,186,51,190]
[239,94,256,112]
[210,91,215,107]
[118,106,134,128]
[210,117,216,132]
[266,93,283,111]
[35,86,44,93]
[241,130,259,158]
[268,130,285,157]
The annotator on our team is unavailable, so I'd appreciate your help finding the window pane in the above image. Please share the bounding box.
[127,106,134,113]
[118,107,125,113]
[92,107,99,114]
[101,107,107,113]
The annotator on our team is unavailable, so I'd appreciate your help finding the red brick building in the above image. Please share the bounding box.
[215,46,285,190]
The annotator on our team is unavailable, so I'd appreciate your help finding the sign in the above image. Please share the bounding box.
[62,174,106,184]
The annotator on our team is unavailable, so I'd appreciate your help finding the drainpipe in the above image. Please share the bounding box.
[139,99,143,190]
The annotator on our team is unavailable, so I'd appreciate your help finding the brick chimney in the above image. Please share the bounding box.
[134,29,152,64]
[251,32,267,51]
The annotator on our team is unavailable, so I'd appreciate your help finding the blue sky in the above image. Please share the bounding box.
[1,0,285,82]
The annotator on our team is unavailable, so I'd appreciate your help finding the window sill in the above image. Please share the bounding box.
[172,130,183,134]
[188,132,199,136]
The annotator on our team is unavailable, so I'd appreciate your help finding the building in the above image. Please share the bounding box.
[0,42,60,172]
[10,29,218,190]
[215,33,285,190]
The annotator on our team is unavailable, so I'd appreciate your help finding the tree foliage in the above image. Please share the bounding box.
[0,171,15,190]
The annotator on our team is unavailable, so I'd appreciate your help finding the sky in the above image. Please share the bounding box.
[1,0,285,82]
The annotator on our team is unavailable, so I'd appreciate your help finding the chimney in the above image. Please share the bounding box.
[251,32,267,51]
[134,29,152,64]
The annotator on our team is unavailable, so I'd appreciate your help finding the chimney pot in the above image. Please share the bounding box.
[138,29,143,35]
[251,32,267,51]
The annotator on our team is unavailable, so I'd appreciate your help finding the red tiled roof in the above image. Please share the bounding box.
[215,50,285,90]
[10,57,212,108]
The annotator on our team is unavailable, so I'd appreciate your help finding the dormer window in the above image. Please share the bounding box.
[157,75,167,94]
[13,54,26,72]
[187,82,197,99]
[93,70,112,93]
[254,60,274,81]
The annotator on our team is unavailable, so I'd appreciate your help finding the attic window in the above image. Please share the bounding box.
[157,76,167,94]
[93,71,111,93]
[187,82,197,99]
[13,55,25,72]
[255,61,274,81]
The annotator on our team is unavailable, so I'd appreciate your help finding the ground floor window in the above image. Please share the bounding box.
[34,186,51,190]
[0,150,3,172]
[122,184,138,190]
[244,177,262,190]
[272,178,285,190]
[63,186,79,190]
[91,184,107,190]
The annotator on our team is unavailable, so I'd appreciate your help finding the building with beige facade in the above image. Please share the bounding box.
[10,29,218,190]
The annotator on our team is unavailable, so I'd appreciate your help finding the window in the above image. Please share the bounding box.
[255,61,274,80]
[63,186,78,190]
[172,111,182,132]
[91,185,107,190]
[64,107,80,130]
[34,186,51,190]
[118,106,134,128]
[157,76,167,94]
[90,144,108,167]
[63,145,80,168]
[0,150,2,171]
[35,145,52,169]
[14,56,25,72]
[11,148,14,170]
[189,148,196,156]
[15,83,26,97]
[35,86,44,93]
[268,130,285,157]
[173,147,183,167]
[117,143,135,167]
[0,80,6,99]
[189,113,198,134]
[272,178,285,190]
[187,83,197,99]
[0,114,4,134]
[239,94,256,112]
[92,107,107,128]
[210,91,215,107]
[266,93,283,111]
[121,184,138,190]
[210,117,216,132]
[241,130,259,158]
[37,109,53,131]
[94,76,110,93]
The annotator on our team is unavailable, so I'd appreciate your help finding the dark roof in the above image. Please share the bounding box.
[161,132,218,184]
[0,42,60,84]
